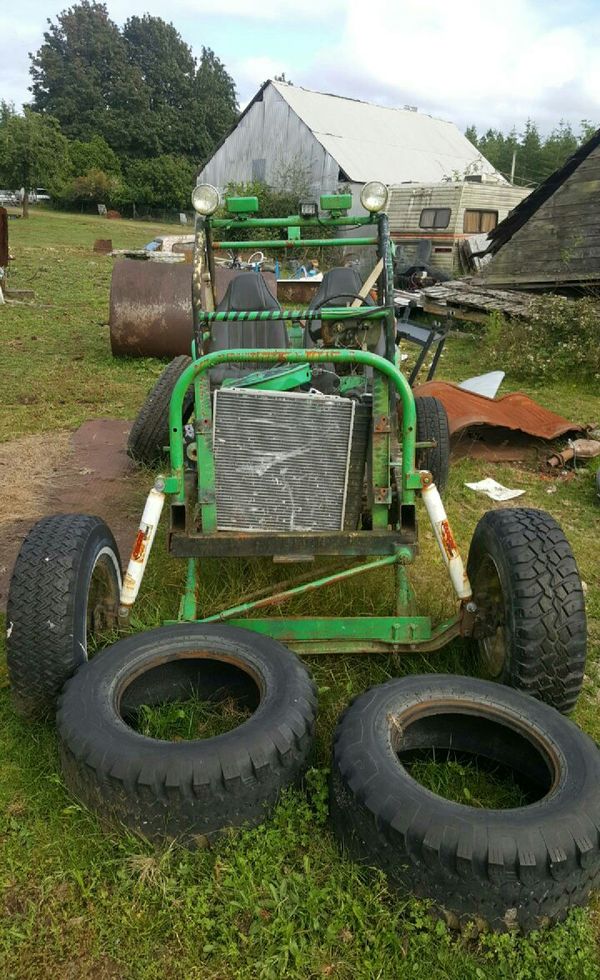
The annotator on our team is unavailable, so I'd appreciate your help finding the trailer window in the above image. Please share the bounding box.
[463,210,498,233]
[419,208,451,229]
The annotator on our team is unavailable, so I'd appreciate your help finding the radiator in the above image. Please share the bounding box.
[213,388,356,532]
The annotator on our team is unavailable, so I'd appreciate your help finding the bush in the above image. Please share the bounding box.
[120,155,196,211]
[486,295,600,381]
[54,168,122,208]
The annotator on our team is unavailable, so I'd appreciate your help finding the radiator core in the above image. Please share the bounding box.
[213,388,355,532]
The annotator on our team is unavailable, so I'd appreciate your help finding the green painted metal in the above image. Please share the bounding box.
[212,237,378,249]
[320,192,352,211]
[221,363,312,391]
[221,616,433,643]
[200,554,399,623]
[210,215,374,229]
[225,196,259,213]
[371,371,391,528]
[180,558,198,621]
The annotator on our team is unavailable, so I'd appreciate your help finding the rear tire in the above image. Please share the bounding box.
[467,508,586,712]
[6,515,121,719]
[331,674,600,933]
[415,395,450,491]
[127,355,193,465]
[57,624,318,844]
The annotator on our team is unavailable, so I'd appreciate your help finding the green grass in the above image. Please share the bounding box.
[403,756,529,810]
[1,210,599,978]
[135,695,252,742]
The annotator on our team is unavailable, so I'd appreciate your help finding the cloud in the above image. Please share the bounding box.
[300,0,600,132]
[2,0,599,133]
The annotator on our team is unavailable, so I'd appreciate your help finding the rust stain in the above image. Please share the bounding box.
[414,380,583,439]
[440,520,458,559]
[131,529,148,562]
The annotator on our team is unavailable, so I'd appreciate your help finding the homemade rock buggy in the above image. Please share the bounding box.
[6,182,593,932]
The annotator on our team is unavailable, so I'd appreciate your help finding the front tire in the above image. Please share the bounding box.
[467,508,586,713]
[127,355,193,465]
[6,515,122,719]
[415,395,450,491]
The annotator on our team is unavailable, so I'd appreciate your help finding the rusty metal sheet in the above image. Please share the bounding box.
[414,380,583,439]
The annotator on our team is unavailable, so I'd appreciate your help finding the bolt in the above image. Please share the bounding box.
[154,476,166,492]
[466,601,477,613]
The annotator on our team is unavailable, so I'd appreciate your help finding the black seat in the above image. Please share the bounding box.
[209,271,288,381]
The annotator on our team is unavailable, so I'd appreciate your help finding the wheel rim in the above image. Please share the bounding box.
[474,555,507,678]
[86,554,120,656]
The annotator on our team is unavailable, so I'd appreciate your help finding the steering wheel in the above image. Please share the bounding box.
[307,292,373,342]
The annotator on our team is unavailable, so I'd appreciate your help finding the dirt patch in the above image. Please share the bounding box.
[0,431,72,524]
[0,419,148,610]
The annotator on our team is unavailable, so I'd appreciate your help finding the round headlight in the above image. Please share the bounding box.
[360,180,389,213]
[191,183,220,215]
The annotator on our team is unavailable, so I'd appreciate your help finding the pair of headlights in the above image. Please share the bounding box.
[191,180,389,216]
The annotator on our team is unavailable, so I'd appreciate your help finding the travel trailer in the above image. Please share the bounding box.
[388,178,531,277]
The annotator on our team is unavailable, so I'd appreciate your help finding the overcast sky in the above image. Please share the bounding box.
[2,0,599,136]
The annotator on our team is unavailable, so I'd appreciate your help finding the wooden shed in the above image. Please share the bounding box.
[481,128,600,290]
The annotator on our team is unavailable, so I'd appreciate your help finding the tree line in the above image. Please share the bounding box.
[1,1,598,218]
[0,1,238,215]
[465,119,597,186]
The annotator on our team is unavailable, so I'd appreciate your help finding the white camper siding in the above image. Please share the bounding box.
[198,86,340,200]
[388,182,530,274]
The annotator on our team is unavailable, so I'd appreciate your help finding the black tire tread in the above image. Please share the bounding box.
[6,514,120,718]
[331,675,600,933]
[415,395,450,491]
[56,626,318,843]
[467,507,586,713]
[127,355,193,464]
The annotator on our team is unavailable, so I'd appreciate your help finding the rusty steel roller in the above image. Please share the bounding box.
[109,259,194,358]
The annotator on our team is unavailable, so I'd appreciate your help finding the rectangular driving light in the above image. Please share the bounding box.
[226,196,259,214]
[299,201,318,218]
[320,193,352,213]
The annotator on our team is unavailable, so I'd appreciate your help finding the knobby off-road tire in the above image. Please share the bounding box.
[57,624,318,844]
[467,508,586,713]
[127,355,193,464]
[331,674,600,933]
[6,514,122,719]
[415,395,450,491]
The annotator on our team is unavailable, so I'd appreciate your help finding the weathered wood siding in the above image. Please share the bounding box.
[483,144,600,287]
[198,85,341,203]
[388,182,530,274]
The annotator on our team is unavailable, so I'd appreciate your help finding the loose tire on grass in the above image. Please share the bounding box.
[415,395,450,491]
[127,355,193,464]
[467,508,586,713]
[331,674,600,933]
[6,514,121,719]
[57,624,318,844]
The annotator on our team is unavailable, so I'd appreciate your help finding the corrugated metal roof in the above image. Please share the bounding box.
[272,81,503,184]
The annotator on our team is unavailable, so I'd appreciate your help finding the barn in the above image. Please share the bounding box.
[198,80,503,214]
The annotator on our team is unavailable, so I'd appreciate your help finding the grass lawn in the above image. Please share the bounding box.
[1,209,599,979]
